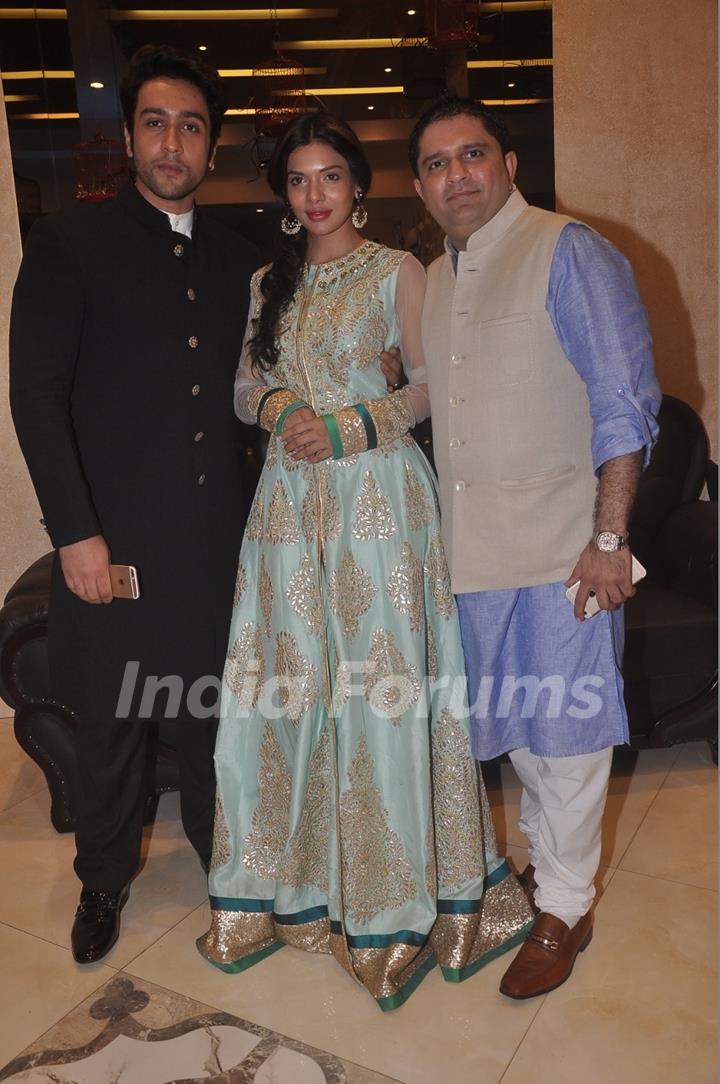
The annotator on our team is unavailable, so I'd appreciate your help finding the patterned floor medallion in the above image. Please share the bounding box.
[0,975,399,1083]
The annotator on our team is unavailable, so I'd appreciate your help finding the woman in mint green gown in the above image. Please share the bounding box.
[197,112,532,1010]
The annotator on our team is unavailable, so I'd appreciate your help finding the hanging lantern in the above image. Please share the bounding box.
[425,0,479,51]
[73,131,128,202]
[251,56,307,139]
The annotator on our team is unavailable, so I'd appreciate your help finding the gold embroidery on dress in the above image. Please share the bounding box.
[245,480,265,542]
[233,562,248,607]
[210,795,232,870]
[425,810,437,898]
[224,622,265,710]
[340,734,416,923]
[352,472,396,541]
[426,625,438,681]
[201,909,275,965]
[366,390,415,445]
[279,729,330,891]
[301,468,341,543]
[243,722,292,881]
[431,709,485,889]
[335,407,369,457]
[275,630,320,726]
[387,541,425,633]
[404,464,434,530]
[328,550,377,640]
[425,532,455,619]
[264,435,278,470]
[286,553,324,634]
[259,553,274,635]
[267,478,301,544]
[363,628,420,723]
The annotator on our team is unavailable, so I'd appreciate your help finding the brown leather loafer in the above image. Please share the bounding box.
[499,910,593,999]
[516,863,539,915]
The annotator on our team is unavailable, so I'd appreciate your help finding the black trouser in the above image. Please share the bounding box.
[73,716,218,892]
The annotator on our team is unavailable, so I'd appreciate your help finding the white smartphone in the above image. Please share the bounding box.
[109,563,141,600]
[565,554,646,618]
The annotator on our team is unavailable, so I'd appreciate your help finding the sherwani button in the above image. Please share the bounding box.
[455,480,467,491]
[198,474,206,485]
[173,244,184,257]
[451,354,465,365]
[187,287,196,301]
[449,438,461,448]
[189,336,199,348]
[449,396,459,407]
[194,431,204,442]
[191,384,200,396]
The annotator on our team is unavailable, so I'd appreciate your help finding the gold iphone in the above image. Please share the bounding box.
[109,563,140,600]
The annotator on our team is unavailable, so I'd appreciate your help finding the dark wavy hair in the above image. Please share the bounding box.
[250,112,372,371]
[408,94,512,176]
[120,44,227,152]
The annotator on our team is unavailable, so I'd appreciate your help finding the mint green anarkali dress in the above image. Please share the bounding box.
[198,241,532,1010]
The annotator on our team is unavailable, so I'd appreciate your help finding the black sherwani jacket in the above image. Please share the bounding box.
[10,183,258,721]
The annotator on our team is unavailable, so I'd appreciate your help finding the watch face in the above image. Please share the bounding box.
[596,531,622,551]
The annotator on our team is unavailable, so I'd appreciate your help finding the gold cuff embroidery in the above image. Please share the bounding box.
[259,388,305,433]
[334,406,370,456]
[245,385,268,422]
[366,389,415,445]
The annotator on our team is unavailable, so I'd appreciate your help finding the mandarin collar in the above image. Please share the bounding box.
[443,188,528,263]
[117,181,199,240]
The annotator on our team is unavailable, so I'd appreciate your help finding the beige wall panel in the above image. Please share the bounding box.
[553,0,717,453]
[0,91,48,634]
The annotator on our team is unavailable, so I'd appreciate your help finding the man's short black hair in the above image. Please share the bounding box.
[408,95,512,176]
[120,45,227,150]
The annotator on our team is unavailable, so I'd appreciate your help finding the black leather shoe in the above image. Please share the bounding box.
[71,886,130,963]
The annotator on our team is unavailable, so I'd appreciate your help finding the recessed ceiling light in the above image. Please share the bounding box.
[367,104,375,110]
[255,207,264,213]
[89,81,104,89]
[384,66,392,72]
[407,8,416,14]
[198,44,208,51]
[507,81,516,87]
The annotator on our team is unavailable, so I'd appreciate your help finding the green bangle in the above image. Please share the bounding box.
[353,402,377,451]
[275,400,306,434]
[322,413,344,459]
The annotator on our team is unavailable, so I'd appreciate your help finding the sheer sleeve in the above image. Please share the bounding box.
[322,253,432,458]
[234,269,310,432]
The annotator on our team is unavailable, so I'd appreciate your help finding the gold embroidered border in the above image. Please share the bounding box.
[366,390,415,445]
[245,385,268,421]
[277,916,332,954]
[200,909,275,965]
[259,388,305,433]
[334,406,369,456]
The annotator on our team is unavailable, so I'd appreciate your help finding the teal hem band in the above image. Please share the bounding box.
[275,400,305,435]
[437,899,480,915]
[328,919,426,948]
[486,860,512,889]
[322,413,344,459]
[440,920,533,984]
[274,905,329,926]
[196,935,285,973]
[376,952,437,1012]
[209,896,273,913]
[354,402,377,450]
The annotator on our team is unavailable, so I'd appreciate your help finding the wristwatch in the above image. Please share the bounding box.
[594,530,629,552]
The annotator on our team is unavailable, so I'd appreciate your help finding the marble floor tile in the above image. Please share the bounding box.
[126,902,541,1084]
[620,741,717,890]
[0,922,114,1069]
[0,790,207,968]
[501,869,717,1084]
[0,717,45,814]
[485,746,681,869]
[3,973,402,1083]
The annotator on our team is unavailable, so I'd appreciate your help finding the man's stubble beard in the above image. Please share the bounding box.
[133,160,205,204]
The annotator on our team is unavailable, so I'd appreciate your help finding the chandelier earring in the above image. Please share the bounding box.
[351,192,368,230]
[281,207,302,235]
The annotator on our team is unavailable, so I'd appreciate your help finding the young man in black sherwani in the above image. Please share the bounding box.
[10,46,257,963]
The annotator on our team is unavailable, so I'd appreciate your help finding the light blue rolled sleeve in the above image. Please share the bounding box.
[546,223,661,473]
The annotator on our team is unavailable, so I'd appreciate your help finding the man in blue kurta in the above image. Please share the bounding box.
[410,96,660,999]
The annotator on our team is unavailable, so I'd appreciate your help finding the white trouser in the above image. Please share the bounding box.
[508,746,613,928]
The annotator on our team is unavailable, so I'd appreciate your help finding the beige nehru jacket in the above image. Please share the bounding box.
[422,190,597,594]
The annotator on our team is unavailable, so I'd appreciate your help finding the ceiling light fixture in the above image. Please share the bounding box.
[466,57,552,69]
[198,44,208,51]
[256,207,265,212]
[507,81,516,87]
[406,8,416,14]
[276,37,425,50]
[367,104,374,110]
[219,66,325,76]
[109,7,339,21]
[1,70,74,80]
[280,85,403,95]
[384,66,392,72]
[89,81,104,89]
